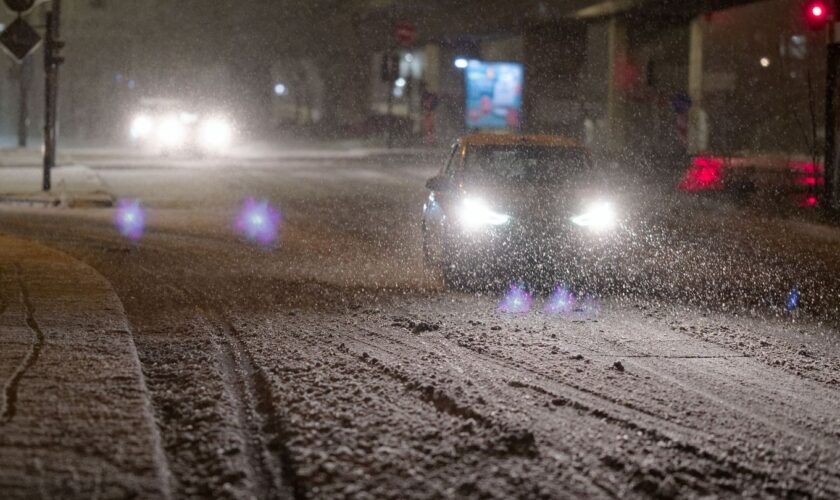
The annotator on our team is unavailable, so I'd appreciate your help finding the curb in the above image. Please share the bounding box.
[0,191,115,209]
[0,163,115,208]
[0,235,170,498]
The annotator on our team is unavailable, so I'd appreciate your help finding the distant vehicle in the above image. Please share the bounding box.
[129,98,235,156]
[678,155,823,209]
[421,134,625,288]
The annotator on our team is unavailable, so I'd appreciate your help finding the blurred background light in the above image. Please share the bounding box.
[498,284,533,314]
[235,198,282,246]
[114,199,145,240]
[544,286,576,314]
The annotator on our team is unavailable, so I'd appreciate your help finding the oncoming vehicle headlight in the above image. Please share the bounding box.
[130,115,153,140]
[459,197,511,230]
[198,117,233,150]
[179,112,199,125]
[157,115,187,148]
[570,201,618,231]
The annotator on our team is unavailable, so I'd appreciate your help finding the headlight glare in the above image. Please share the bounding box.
[199,117,233,150]
[130,115,153,140]
[157,115,187,147]
[459,197,510,230]
[571,201,617,231]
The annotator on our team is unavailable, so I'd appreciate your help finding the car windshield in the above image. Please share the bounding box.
[465,145,590,185]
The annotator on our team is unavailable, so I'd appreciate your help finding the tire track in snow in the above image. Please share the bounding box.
[148,264,301,498]
[0,265,7,317]
[248,317,616,498]
[557,311,840,444]
[311,322,624,495]
[1,265,45,423]
[200,307,302,500]
[332,335,540,458]
[439,321,840,496]
[340,319,826,495]
[134,264,301,499]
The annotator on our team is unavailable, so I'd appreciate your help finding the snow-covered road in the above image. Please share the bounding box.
[1,149,839,498]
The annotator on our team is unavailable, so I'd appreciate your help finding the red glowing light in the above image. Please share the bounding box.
[790,161,823,174]
[679,156,725,192]
[805,2,831,29]
[790,161,825,186]
[797,176,823,186]
[801,195,819,207]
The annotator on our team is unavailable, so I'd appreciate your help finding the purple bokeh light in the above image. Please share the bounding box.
[235,198,282,245]
[575,293,601,316]
[114,199,145,241]
[544,285,576,314]
[498,284,533,314]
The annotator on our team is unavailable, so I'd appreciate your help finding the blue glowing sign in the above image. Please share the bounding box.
[465,60,523,130]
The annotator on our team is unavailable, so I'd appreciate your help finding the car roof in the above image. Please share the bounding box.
[457,133,584,148]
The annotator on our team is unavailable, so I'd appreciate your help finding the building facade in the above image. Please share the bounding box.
[0,0,829,161]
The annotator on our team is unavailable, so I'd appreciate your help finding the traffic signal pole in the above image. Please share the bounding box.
[43,0,63,192]
[17,54,31,148]
[803,1,840,213]
[825,38,839,212]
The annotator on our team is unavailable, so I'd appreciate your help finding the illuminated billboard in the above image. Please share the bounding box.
[465,60,523,130]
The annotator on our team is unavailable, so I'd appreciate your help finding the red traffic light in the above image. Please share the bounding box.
[805,1,832,29]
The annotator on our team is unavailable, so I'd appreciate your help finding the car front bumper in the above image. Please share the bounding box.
[444,222,628,286]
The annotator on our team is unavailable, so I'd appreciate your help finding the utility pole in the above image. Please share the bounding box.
[43,0,64,192]
[17,54,31,147]
[825,37,839,212]
[385,4,396,149]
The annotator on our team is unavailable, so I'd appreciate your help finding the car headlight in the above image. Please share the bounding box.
[198,117,233,150]
[130,115,153,140]
[570,201,618,231]
[157,116,187,147]
[459,197,511,230]
[179,112,199,125]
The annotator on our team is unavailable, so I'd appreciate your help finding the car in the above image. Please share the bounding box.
[421,134,626,289]
[129,98,235,156]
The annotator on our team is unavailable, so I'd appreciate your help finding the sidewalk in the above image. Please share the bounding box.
[0,235,170,498]
[0,148,114,208]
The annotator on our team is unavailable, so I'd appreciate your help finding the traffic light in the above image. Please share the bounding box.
[804,1,833,30]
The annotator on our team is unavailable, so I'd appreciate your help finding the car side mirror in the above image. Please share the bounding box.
[425,176,453,192]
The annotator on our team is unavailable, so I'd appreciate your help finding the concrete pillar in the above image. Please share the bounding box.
[687,16,707,153]
[423,44,444,144]
[606,18,628,151]
[424,44,441,92]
